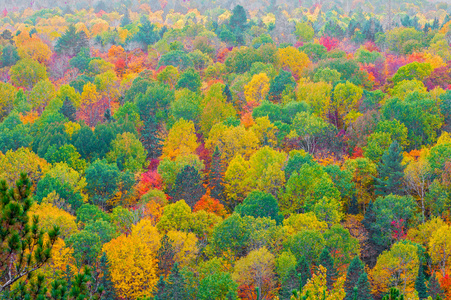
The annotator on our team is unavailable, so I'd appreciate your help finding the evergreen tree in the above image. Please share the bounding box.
[121,8,131,27]
[165,263,186,300]
[374,141,405,196]
[382,288,404,300]
[415,262,428,299]
[297,255,311,290]
[170,165,205,208]
[60,97,77,122]
[344,256,364,300]
[319,248,337,290]
[355,271,373,300]
[348,194,359,215]
[141,115,162,160]
[134,18,160,46]
[428,272,444,300]
[98,252,116,299]
[362,200,376,231]
[154,275,168,300]
[1,44,19,67]
[209,146,225,202]
[223,84,233,103]
[103,108,112,123]
[55,24,86,56]
[157,235,175,276]
[279,267,298,300]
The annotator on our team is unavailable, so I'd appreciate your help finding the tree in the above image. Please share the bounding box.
[428,272,444,299]
[176,68,201,92]
[170,165,205,209]
[106,132,147,173]
[232,247,276,300]
[209,147,225,202]
[295,21,314,42]
[428,225,451,277]
[235,191,281,223]
[244,73,270,106]
[1,44,19,67]
[267,70,295,103]
[277,47,310,79]
[102,231,158,299]
[164,263,186,300]
[60,97,77,122]
[9,58,47,90]
[162,119,199,160]
[354,271,373,300]
[55,24,88,56]
[296,265,346,300]
[374,141,405,196]
[141,115,163,160]
[319,248,337,290]
[0,173,59,293]
[415,261,428,299]
[344,256,364,299]
[134,19,160,47]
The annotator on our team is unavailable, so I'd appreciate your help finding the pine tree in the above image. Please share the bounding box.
[171,165,205,208]
[98,252,116,299]
[121,8,131,27]
[154,275,168,300]
[297,255,311,290]
[355,271,373,300]
[165,263,186,300]
[55,24,83,56]
[382,288,404,300]
[157,235,175,276]
[348,194,359,215]
[428,272,444,300]
[60,97,77,122]
[415,262,428,299]
[362,200,376,231]
[344,256,364,300]
[279,267,299,300]
[209,147,225,202]
[374,141,405,196]
[319,248,337,290]
[141,115,162,160]
[223,84,233,103]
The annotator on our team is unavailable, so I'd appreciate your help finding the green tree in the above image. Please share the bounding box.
[134,19,160,47]
[319,248,337,290]
[415,261,428,299]
[354,271,373,300]
[9,58,48,90]
[66,230,102,268]
[170,165,205,209]
[344,256,364,300]
[141,115,162,160]
[176,68,201,92]
[1,44,19,67]
[235,191,282,224]
[374,141,405,196]
[0,173,59,293]
[106,132,147,173]
[209,147,225,202]
[55,24,88,56]
[428,272,444,299]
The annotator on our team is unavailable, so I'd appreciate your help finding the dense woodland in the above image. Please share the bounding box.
[2,0,451,299]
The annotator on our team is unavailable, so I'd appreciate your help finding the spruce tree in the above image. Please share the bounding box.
[297,255,311,290]
[428,272,444,300]
[362,200,376,231]
[223,84,233,103]
[157,235,175,276]
[374,141,405,196]
[121,8,131,27]
[60,97,77,122]
[165,263,186,300]
[348,194,359,215]
[319,248,337,290]
[279,267,298,300]
[382,287,404,300]
[171,165,205,208]
[141,115,162,160]
[209,147,225,202]
[344,256,364,300]
[415,262,428,299]
[154,275,168,300]
[55,24,83,56]
[98,252,116,299]
[355,271,373,300]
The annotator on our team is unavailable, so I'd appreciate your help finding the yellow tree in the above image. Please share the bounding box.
[403,149,432,223]
[17,35,52,64]
[29,203,78,240]
[244,73,270,107]
[370,241,420,296]
[250,117,279,148]
[294,265,346,300]
[331,82,363,129]
[161,119,199,160]
[232,247,277,300]
[131,219,161,255]
[296,79,332,118]
[429,225,451,277]
[278,47,310,79]
[0,82,16,121]
[94,70,120,109]
[102,233,158,299]
[167,230,198,268]
[224,154,253,208]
